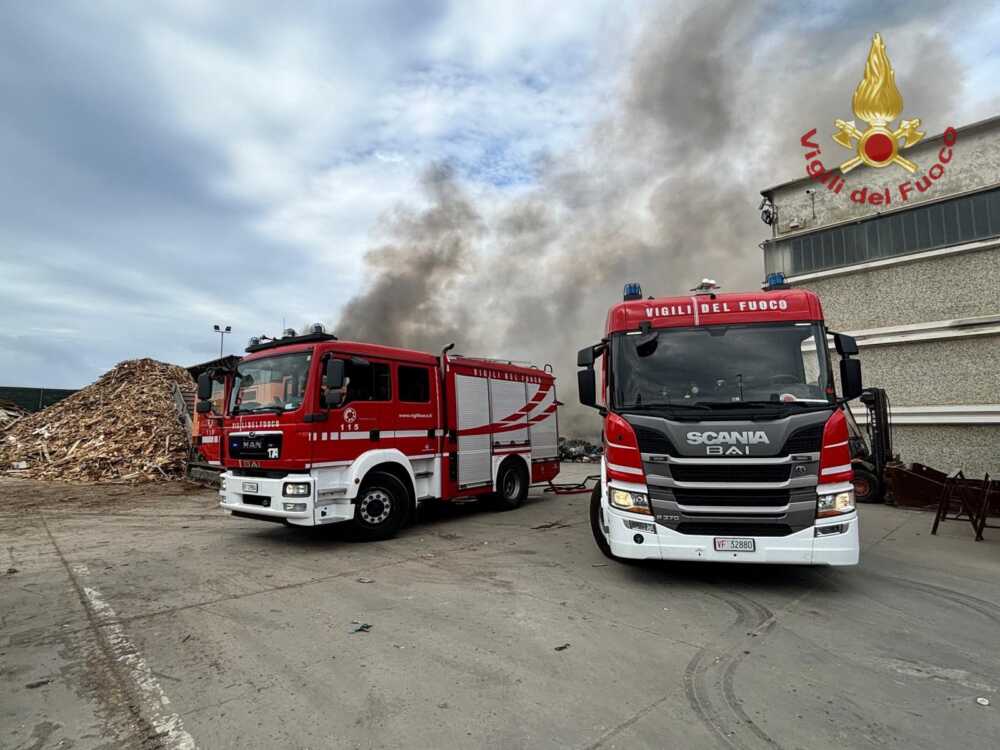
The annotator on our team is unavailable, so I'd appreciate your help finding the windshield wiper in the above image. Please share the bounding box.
[694,400,831,411]
[697,400,782,408]
[620,401,711,411]
[233,405,284,415]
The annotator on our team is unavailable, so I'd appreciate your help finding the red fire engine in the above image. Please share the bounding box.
[188,355,240,470]
[197,328,560,539]
[577,278,864,566]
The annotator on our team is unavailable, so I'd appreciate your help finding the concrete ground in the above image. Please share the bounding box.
[2,463,998,750]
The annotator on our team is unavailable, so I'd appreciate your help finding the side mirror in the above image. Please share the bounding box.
[196,372,213,400]
[840,358,863,401]
[578,368,597,409]
[326,358,346,390]
[577,342,606,411]
[833,333,858,357]
[196,400,213,414]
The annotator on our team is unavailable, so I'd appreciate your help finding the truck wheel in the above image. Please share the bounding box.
[352,472,408,540]
[489,460,529,511]
[853,466,883,504]
[590,484,618,560]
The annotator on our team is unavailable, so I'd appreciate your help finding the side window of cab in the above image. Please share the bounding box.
[323,358,391,408]
[398,366,431,402]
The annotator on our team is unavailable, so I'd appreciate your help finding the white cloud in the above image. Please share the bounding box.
[3,0,998,392]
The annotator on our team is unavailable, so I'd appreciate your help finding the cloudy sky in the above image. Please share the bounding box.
[2,1,999,401]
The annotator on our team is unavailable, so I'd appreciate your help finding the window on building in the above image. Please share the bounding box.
[764,185,1000,276]
[398,366,431,402]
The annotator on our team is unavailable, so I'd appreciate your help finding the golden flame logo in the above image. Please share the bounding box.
[833,33,924,173]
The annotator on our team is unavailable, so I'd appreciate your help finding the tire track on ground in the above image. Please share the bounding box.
[683,592,782,750]
[868,572,1000,626]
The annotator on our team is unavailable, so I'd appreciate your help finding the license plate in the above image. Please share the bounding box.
[714,537,756,552]
[242,481,259,493]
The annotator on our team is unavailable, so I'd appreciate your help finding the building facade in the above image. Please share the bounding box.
[761,116,1000,477]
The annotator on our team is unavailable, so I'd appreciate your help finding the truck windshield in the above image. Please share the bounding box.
[612,322,833,411]
[230,352,312,415]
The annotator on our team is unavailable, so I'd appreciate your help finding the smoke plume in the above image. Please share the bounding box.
[336,165,483,353]
[336,1,968,437]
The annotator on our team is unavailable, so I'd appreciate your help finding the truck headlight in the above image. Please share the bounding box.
[283,482,311,497]
[609,487,651,515]
[283,502,308,512]
[817,490,855,518]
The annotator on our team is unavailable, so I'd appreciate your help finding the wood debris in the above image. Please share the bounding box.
[0,400,29,432]
[0,359,195,483]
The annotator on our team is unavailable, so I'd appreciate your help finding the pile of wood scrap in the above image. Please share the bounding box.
[0,359,195,483]
[0,400,29,432]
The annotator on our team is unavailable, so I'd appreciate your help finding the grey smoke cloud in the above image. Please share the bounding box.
[336,165,483,353]
[335,1,976,438]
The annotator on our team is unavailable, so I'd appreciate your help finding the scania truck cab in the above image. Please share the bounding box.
[577,280,863,566]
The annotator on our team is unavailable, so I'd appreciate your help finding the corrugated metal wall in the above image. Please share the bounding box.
[0,387,77,413]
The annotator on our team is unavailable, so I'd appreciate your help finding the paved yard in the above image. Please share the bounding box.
[2,464,998,749]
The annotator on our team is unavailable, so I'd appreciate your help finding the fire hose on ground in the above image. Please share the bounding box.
[533,475,600,495]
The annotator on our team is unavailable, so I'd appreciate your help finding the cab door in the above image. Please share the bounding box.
[336,357,392,446]
[312,355,393,464]
[393,363,437,458]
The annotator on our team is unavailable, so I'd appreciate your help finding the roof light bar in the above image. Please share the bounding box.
[623,282,642,301]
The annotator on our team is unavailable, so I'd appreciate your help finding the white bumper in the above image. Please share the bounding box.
[219,472,354,527]
[604,505,859,566]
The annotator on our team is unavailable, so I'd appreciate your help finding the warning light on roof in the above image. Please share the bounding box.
[691,278,721,293]
[763,272,790,290]
[623,282,642,301]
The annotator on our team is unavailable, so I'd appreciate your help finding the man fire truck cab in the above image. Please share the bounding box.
[196,327,560,540]
[577,278,863,566]
[188,355,240,470]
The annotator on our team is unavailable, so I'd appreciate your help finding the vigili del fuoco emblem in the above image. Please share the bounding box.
[833,33,924,174]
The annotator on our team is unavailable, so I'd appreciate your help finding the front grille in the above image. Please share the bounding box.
[782,423,823,454]
[232,468,289,479]
[634,426,676,455]
[242,494,271,507]
[675,523,794,537]
[672,488,790,507]
[228,432,282,460]
[670,464,790,483]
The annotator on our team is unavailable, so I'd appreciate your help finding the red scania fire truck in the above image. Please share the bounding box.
[196,327,560,539]
[577,279,864,566]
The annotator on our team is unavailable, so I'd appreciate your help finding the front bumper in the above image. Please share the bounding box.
[603,505,859,566]
[219,472,354,527]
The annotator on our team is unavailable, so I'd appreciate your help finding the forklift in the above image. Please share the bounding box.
[845,387,894,503]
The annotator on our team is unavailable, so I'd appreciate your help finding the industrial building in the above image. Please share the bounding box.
[760,116,1000,477]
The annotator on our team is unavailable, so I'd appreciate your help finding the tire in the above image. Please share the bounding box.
[488,460,529,511]
[852,466,883,504]
[351,471,409,540]
[590,483,617,560]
